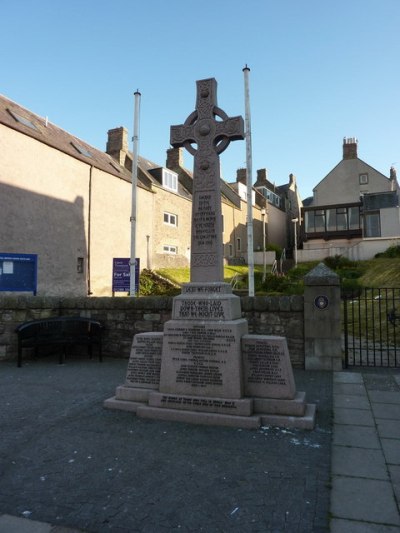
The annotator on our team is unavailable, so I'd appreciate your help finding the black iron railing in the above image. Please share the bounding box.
[343,287,400,367]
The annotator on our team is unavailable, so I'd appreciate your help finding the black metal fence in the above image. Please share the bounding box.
[343,287,400,368]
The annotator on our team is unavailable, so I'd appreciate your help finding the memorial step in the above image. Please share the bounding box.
[259,403,317,430]
[136,405,261,429]
[253,391,307,417]
[104,396,143,413]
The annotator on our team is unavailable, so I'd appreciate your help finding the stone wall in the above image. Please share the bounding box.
[0,295,305,368]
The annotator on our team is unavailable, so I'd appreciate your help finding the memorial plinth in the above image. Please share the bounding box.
[104,77,316,430]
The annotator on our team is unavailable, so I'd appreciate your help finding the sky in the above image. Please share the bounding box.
[2,0,399,199]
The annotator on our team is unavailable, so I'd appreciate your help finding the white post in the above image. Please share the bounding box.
[292,217,298,267]
[243,65,254,297]
[130,90,141,297]
[261,207,266,282]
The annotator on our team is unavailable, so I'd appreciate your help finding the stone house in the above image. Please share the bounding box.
[300,138,400,261]
[0,94,267,296]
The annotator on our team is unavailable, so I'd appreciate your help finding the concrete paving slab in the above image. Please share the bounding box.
[369,391,400,404]
[334,406,374,426]
[372,403,400,420]
[382,438,400,465]
[378,419,400,439]
[332,445,389,480]
[333,372,364,384]
[389,465,400,504]
[333,424,381,449]
[334,394,371,410]
[333,383,367,396]
[0,515,51,533]
[331,476,400,525]
[330,518,400,532]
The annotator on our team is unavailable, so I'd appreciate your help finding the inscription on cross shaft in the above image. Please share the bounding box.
[170,78,244,282]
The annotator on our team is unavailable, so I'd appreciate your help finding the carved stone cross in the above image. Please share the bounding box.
[170,78,244,282]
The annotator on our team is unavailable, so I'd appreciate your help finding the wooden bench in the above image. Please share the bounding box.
[15,316,104,367]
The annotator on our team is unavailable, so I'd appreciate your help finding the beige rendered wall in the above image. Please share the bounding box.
[314,160,391,206]
[150,185,192,269]
[0,125,90,296]
[89,169,156,295]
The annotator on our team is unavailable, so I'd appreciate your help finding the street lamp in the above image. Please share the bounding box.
[292,218,298,267]
[261,208,266,282]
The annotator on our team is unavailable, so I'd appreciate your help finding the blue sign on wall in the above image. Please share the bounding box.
[0,253,38,294]
[112,258,140,294]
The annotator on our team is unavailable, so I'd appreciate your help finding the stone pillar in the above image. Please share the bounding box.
[303,263,342,371]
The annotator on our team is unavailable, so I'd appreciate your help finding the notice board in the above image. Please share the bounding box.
[0,253,38,294]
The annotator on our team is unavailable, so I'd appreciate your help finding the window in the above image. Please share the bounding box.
[164,212,178,226]
[305,205,362,233]
[237,238,241,251]
[228,244,233,257]
[162,169,178,192]
[77,257,84,274]
[314,210,326,232]
[336,208,348,231]
[8,109,38,131]
[305,211,315,233]
[359,173,369,185]
[364,212,381,237]
[348,207,360,230]
[71,141,92,158]
[163,245,177,254]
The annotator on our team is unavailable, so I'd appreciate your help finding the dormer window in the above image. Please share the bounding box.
[162,169,178,192]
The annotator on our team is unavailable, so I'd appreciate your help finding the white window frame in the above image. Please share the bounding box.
[359,173,369,185]
[164,212,178,226]
[162,169,178,192]
[163,245,177,254]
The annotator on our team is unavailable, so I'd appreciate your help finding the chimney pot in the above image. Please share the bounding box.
[343,137,358,159]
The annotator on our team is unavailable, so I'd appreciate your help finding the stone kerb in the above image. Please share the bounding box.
[303,263,343,371]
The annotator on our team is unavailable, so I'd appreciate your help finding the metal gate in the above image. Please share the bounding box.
[343,287,400,368]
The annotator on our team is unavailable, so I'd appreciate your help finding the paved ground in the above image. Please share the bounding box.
[0,357,332,532]
[330,369,400,532]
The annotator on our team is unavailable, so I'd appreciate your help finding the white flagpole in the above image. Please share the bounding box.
[130,90,141,297]
[243,65,255,297]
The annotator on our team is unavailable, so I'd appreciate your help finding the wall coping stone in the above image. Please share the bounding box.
[304,262,339,286]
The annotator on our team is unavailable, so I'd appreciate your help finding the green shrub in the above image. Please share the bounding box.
[265,243,283,256]
[375,245,400,258]
[323,254,354,270]
[341,278,363,299]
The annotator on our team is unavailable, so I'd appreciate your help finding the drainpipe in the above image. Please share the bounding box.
[87,165,93,295]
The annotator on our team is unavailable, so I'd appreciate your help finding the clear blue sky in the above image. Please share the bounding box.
[2,0,399,199]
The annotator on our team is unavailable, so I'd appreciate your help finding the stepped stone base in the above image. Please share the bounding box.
[104,386,316,430]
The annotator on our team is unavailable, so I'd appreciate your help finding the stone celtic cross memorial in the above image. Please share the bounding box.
[170,78,244,282]
[105,78,316,430]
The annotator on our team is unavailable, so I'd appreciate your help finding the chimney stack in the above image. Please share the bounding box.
[106,127,129,164]
[236,168,247,184]
[166,147,184,171]
[343,137,358,160]
[254,168,268,187]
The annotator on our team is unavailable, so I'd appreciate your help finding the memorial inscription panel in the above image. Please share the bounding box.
[242,335,296,399]
[159,319,248,398]
[148,391,253,415]
[125,332,163,389]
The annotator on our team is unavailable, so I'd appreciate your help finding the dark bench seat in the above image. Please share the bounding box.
[15,316,104,367]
